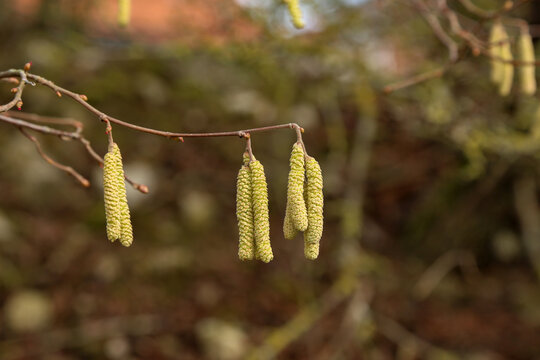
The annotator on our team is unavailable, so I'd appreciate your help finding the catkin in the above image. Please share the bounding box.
[498,27,514,96]
[250,160,273,263]
[517,31,536,95]
[118,0,131,27]
[489,22,506,84]
[103,145,122,242]
[284,0,304,29]
[286,143,308,232]
[304,157,323,260]
[105,143,133,247]
[236,164,255,260]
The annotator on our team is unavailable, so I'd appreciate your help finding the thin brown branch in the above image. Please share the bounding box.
[490,0,532,20]
[0,68,309,194]
[383,65,450,93]
[5,110,83,134]
[438,0,484,52]
[18,127,91,188]
[0,113,80,139]
[0,70,303,140]
[0,113,149,193]
[411,0,459,61]
[0,70,29,112]
[456,0,531,19]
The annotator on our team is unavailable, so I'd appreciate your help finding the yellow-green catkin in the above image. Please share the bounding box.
[103,143,133,246]
[118,0,131,27]
[498,27,514,96]
[236,162,255,260]
[103,145,121,242]
[304,157,323,260]
[518,31,536,95]
[286,143,308,232]
[284,0,304,29]
[489,22,506,84]
[250,160,273,263]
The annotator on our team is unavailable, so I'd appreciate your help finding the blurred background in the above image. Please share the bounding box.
[1,0,540,359]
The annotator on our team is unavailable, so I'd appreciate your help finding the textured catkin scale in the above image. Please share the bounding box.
[304,157,324,260]
[112,144,133,247]
[284,0,304,29]
[250,160,273,263]
[286,143,308,232]
[118,0,131,27]
[489,22,505,84]
[518,32,536,95]
[119,202,133,247]
[103,147,121,242]
[236,165,255,260]
[283,202,297,240]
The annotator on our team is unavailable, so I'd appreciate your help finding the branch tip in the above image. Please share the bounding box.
[137,184,149,194]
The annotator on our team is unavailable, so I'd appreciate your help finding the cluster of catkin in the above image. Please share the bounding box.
[235,143,324,262]
[283,143,323,260]
[236,153,273,263]
[489,22,536,96]
[103,143,133,247]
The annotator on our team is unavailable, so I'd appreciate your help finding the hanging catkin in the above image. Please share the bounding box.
[118,0,131,27]
[286,143,308,232]
[236,162,255,260]
[517,31,536,95]
[304,156,323,260]
[250,160,273,263]
[110,143,133,247]
[489,22,506,85]
[103,144,122,242]
[284,0,304,29]
[498,27,514,96]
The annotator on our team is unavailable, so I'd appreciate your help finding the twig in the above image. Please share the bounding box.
[0,70,29,112]
[438,0,484,52]
[0,69,304,140]
[18,127,91,187]
[0,113,80,140]
[374,312,459,357]
[383,65,449,93]
[0,69,306,194]
[246,271,361,359]
[0,113,148,193]
[5,111,84,134]
[411,0,459,61]
[413,250,479,300]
